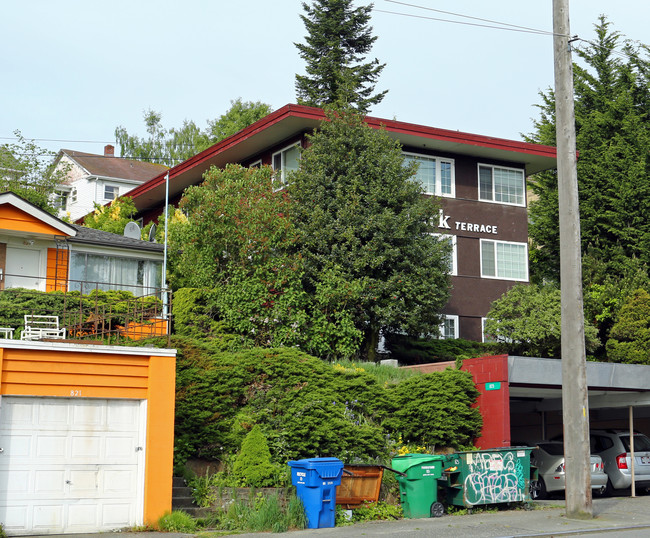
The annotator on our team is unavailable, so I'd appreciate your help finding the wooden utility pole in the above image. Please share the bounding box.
[553,0,592,519]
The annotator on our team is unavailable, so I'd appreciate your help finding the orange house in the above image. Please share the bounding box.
[0,192,176,535]
[0,191,164,297]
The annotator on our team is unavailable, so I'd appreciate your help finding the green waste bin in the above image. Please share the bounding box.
[391,453,447,518]
[441,447,536,509]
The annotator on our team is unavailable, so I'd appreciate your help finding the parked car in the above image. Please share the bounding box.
[589,430,650,494]
[529,441,607,500]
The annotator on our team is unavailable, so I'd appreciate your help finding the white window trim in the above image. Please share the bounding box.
[477,163,526,207]
[482,317,492,343]
[482,317,512,343]
[480,239,529,282]
[248,159,262,168]
[433,233,457,276]
[271,143,300,189]
[403,151,455,198]
[440,314,459,340]
[70,188,78,204]
[104,184,120,201]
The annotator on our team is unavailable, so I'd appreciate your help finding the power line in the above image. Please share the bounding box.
[377,2,646,64]
[0,136,114,144]
[382,0,564,37]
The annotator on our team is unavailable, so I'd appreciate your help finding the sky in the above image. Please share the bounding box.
[1,1,648,162]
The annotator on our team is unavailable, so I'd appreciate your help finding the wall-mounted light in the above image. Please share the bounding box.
[23,240,34,246]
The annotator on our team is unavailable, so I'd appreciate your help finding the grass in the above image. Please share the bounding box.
[332,358,420,385]
[157,510,198,533]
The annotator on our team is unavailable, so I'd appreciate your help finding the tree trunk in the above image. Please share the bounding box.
[363,327,380,362]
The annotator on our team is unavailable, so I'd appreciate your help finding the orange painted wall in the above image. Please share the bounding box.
[46,248,69,291]
[0,344,176,525]
[0,205,70,236]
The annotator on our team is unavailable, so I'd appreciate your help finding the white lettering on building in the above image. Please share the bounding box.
[437,212,498,235]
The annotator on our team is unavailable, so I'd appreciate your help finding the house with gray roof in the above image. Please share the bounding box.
[0,191,163,296]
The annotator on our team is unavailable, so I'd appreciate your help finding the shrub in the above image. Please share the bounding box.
[384,333,498,365]
[232,425,281,487]
[384,368,482,449]
[172,337,389,463]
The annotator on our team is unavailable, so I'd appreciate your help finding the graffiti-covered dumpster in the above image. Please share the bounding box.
[440,447,536,509]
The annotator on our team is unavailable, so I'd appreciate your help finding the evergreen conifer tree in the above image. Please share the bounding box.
[526,16,650,283]
[295,0,387,113]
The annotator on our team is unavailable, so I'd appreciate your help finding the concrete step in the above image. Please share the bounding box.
[172,476,199,513]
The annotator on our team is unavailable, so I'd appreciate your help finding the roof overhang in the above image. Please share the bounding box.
[126,104,558,216]
[0,191,77,237]
[507,356,650,410]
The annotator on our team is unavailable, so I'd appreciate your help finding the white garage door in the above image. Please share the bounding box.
[0,397,146,535]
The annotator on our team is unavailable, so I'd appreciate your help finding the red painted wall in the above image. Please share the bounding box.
[461,355,510,449]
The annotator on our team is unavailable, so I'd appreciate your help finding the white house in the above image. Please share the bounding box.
[52,145,167,221]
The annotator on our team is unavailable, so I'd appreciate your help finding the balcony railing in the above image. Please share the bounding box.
[0,273,171,344]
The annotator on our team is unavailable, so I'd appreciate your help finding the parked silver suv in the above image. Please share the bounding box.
[590,430,650,494]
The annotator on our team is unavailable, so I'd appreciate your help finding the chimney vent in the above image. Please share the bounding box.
[104,144,115,156]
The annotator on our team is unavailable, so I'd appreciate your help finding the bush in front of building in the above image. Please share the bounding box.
[384,332,499,365]
[166,335,483,469]
[383,369,483,450]
[171,336,390,464]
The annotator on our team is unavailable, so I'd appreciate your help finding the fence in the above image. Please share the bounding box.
[0,273,171,343]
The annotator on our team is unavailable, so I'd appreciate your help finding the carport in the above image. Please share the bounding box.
[507,356,650,446]
[404,355,650,449]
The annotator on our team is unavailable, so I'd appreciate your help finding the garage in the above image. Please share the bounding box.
[0,396,146,535]
[0,340,176,536]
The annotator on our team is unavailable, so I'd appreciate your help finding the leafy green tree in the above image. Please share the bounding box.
[606,289,650,364]
[527,17,650,283]
[115,110,207,167]
[207,98,272,142]
[82,196,140,236]
[168,164,362,358]
[0,130,67,214]
[288,111,451,360]
[114,99,271,166]
[295,0,387,113]
[484,283,599,359]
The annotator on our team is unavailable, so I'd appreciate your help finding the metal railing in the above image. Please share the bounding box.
[0,273,171,344]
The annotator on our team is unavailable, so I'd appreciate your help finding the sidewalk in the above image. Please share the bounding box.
[229,495,650,537]
[23,495,650,538]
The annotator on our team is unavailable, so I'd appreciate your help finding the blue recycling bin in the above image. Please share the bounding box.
[288,457,344,528]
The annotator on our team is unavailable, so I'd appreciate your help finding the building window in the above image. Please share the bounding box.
[433,233,457,276]
[482,318,494,343]
[481,239,528,281]
[104,185,119,200]
[70,188,77,204]
[403,153,454,197]
[478,164,525,206]
[440,314,459,339]
[482,317,511,343]
[272,144,300,188]
[54,190,69,210]
[248,159,262,168]
[69,252,162,296]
